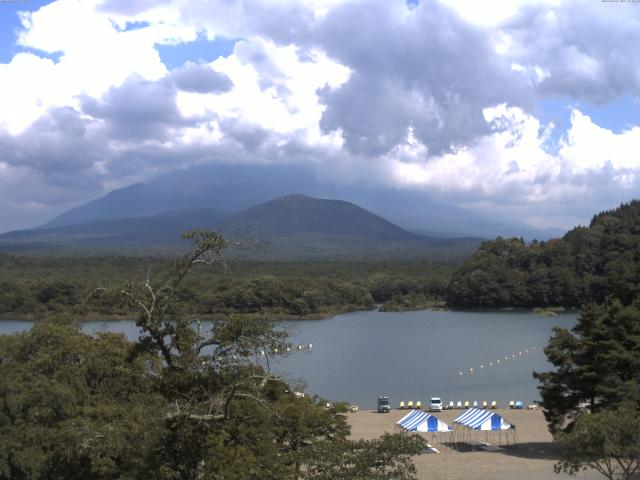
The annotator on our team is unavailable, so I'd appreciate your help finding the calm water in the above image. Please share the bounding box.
[0,310,577,409]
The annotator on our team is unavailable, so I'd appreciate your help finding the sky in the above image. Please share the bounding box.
[0,0,639,233]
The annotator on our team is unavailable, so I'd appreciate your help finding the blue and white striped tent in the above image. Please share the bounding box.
[454,408,512,431]
[396,410,452,432]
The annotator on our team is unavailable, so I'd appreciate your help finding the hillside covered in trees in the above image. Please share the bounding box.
[446,200,640,309]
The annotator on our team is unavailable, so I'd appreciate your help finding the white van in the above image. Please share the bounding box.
[429,397,443,412]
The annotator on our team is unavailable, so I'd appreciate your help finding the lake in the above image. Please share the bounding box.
[0,309,577,409]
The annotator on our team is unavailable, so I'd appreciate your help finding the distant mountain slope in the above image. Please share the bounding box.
[38,163,561,240]
[0,194,482,260]
[42,164,319,229]
[0,209,224,249]
[218,194,419,241]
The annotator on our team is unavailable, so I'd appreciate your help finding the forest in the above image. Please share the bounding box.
[3,201,640,320]
[0,231,427,479]
[445,200,640,309]
[0,256,452,320]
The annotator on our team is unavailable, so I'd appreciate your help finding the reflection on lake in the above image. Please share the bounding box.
[0,309,576,409]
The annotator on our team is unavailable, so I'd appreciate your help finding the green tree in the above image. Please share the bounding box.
[534,299,640,433]
[445,200,640,309]
[0,230,427,479]
[554,408,640,480]
[304,432,426,480]
[0,320,165,480]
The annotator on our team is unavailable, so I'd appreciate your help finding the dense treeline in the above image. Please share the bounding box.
[446,200,640,308]
[535,299,640,480]
[0,256,454,319]
[0,231,426,479]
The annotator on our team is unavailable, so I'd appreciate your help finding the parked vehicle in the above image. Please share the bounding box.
[377,396,391,413]
[429,397,443,412]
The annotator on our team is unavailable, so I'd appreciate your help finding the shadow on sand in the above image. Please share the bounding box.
[441,441,561,461]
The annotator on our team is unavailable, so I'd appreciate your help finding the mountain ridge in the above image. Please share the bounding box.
[0,194,485,259]
[36,163,562,240]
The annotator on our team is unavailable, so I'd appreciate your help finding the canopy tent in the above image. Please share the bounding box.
[454,408,512,431]
[451,408,516,448]
[396,410,452,433]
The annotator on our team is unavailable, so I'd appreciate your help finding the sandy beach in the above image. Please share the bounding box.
[346,408,611,480]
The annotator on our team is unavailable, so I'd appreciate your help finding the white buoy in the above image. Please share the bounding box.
[297,345,302,350]
[497,359,500,364]
[308,343,312,349]
[480,365,484,369]
[286,346,291,352]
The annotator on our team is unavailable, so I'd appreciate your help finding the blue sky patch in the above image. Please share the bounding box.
[156,35,238,70]
[0,0,55,63]
[537,95,640,151]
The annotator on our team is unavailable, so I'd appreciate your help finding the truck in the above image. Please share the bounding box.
[429,397,443,412]
[377,396,391,413]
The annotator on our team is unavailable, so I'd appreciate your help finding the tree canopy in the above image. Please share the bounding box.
[554,408,640,480]
[534,299,640,433]
[446,200,640,309]
[0,229,427,479]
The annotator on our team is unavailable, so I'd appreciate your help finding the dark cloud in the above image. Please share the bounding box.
[171,61,233,93]
[0,106,106,182]
[80,76,190,141]
[506,1,640,103]
[310,0,530,156]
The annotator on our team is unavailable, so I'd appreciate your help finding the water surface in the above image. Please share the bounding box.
[277,309,576,409]
[0,310,576,409]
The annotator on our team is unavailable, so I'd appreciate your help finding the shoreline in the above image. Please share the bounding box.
[0,305,375,323]
[0,304,580,323]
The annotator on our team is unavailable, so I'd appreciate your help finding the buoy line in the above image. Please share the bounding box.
[456,345,540,377]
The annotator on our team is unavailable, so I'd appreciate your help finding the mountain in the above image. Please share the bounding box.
[218,194,418,241]
[41,164,318,230]
[38,163,561,240]
[213,195,480,260]
[0,194,482,260]
[0,209,224,251]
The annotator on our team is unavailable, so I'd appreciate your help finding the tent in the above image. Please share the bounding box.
[454,408,512,431]
[451,408,516,447]
[396,410,452,433]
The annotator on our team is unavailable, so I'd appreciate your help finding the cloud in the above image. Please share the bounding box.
[81,76,190,141]
[0,0,186,134]
[504,0,640,103]
[314,0,530,156]
[171,61,233,93]
[385,104,640,228]
[0,0,639,233]
[0,106,106,181]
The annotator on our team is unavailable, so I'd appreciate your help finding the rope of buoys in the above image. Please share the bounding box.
[456,345,543,377]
